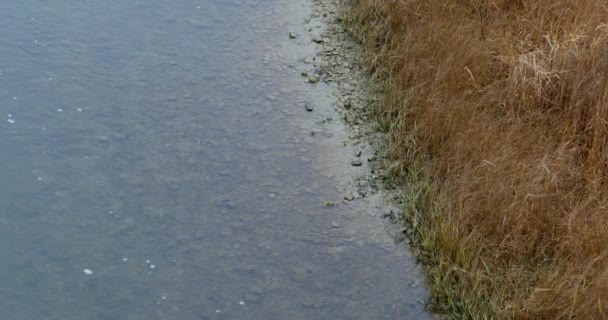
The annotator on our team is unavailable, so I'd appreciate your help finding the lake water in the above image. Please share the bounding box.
[0,1,433,319]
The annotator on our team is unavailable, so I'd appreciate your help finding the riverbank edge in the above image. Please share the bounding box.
[308,0,450,318]
[309,0,493,318]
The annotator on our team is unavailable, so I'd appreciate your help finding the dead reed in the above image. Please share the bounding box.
[349,0,608,318]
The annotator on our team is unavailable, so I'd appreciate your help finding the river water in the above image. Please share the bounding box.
[0,1,433,319]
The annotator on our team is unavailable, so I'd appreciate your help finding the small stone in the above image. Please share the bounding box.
[355,150,362,157]
[301,71,308,77]
[83,269,93,275]
[344,113,353,124]
[308,76,319,84]
[312,37,323,44]
[331,222,340,229]
[289,32,297,39]
[351,160,363,167]
[324,201,336,207]
[305,103,314,112]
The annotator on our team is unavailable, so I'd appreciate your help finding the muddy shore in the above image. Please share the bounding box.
[297,0,442,316]
[300,0,405,209]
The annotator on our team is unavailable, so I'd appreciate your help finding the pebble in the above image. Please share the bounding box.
[308,76,319,84]
[305,103,314,112]
[351,160,363,167]
[289,32,297,39]
[7,118,15,124]
[83,269,93,275]
[355,150,362,157]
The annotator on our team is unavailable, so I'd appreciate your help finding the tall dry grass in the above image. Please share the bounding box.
[349,0,608,318]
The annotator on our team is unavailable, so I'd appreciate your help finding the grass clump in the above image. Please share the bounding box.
[348,0,608,319]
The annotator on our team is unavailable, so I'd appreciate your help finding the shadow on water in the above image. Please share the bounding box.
[0,0,433,319]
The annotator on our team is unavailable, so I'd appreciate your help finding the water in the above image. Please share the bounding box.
[0,1,432,319]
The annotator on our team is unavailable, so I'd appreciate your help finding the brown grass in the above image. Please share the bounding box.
[348,0,608,319]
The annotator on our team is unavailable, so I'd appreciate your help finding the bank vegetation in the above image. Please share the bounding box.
[349,0,608,318]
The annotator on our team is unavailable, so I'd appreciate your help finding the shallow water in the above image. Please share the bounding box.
[0,1,433,319]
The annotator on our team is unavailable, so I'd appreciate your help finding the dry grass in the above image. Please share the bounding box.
[348,0,608,319]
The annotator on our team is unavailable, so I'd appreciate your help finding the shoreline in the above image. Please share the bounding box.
[306,1,406,209]
[306,0,443,316]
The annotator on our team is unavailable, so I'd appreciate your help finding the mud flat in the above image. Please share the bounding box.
[287,0,444,317]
